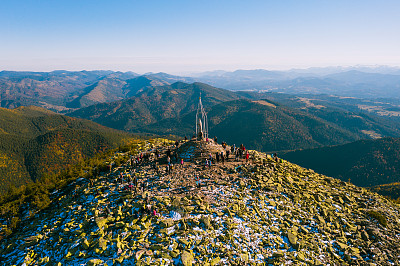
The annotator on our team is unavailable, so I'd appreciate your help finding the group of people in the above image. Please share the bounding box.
[204,142,250,166]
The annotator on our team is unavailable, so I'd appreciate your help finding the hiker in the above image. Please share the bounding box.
[152,208,160,216]
[209,153,213,163]
[216,152,220,163]
[180,158,184,168]
[133,175,138,190]
[167,156,171,165]
[142,180,146,192]
[195,175,201,188]
[184,135,187,141]
[246,151,250,163]
[119,172,123,184]
[145,204,152,215]
[166,165,170,174]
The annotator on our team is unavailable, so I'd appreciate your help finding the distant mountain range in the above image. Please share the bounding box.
[194,69,400,98]
[282,137,400,187]
[1,67,400,113]
[0,106,133,193]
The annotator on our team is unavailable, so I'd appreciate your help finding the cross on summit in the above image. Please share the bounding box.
[196,94,208,141]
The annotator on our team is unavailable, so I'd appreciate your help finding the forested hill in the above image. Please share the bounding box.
[69,82,240,131]
[0,106,134,193]
[282,137,400,187]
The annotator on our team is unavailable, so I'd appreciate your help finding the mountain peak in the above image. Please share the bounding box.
[1,139,399,265]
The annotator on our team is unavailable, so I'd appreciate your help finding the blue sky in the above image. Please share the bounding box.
[1,0,399,73]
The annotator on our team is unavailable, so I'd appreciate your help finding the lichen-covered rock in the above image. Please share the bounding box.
[1,139,400,265]
[181,250,194,266]
[87,259,103,266]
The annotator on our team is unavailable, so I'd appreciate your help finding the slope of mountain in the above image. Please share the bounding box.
[0,71,196,111]
[236,91,400,137]
[68,82,241,131]
[0,106,134,193]
[66,73,193,109]
[0,70,114,110]
[1,140,399,264]
[67,77,128,108]
[282,137,400,187]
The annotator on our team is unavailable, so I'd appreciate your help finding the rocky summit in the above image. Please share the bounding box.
[1,139,400,266]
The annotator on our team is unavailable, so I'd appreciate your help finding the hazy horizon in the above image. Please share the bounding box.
[1,0,399,74]
[2,64,400,77]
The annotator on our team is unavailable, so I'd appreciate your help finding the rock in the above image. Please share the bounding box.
[337,241,348,250]
[87,259,103,266]
[210,256,221,265]
[181,250,194,266]
[201,216,211,229]
[82,239,90,250]
[135,249,146,260]
[240,253,249,262]
[288,231,297,247]
[161,218,175,228]
[297,252,305,261]
[361,230,369,241]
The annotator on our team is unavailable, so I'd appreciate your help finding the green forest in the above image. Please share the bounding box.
[0,106,134,193]
[282,137,400,187]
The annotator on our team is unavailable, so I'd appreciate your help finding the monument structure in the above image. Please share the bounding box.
[196,95,208,140]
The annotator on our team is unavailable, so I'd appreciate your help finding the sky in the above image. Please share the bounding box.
[1,0,400,74]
